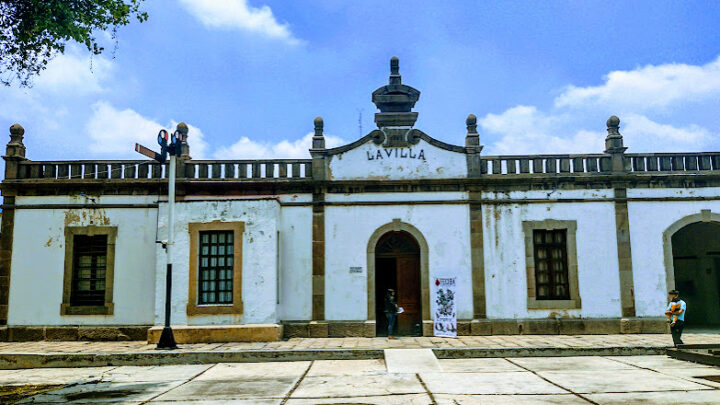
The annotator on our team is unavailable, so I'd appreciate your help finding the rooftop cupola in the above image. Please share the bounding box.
[371,57,421,128]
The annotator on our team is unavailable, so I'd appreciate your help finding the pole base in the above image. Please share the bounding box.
[155,326,178,350]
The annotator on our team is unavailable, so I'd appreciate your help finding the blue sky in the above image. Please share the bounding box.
[2,0,720,162]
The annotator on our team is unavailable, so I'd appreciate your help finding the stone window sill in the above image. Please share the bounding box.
[186,303,242,316]
[527,298,581,310]
[60,303,114,316]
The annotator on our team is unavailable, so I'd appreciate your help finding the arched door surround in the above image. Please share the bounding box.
[367,219,430,323]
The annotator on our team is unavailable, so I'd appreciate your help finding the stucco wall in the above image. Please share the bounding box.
[327,139,467,180]
[482,191,621,319]
[278,204,313,320]
[154,199,280,326]
[8,195,158,325]
[627,187,720,317]
[324,192,473,320]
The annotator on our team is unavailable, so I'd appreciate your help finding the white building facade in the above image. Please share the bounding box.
[1,58,719,342]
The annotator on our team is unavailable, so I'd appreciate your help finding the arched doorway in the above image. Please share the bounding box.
[374,231,422,336]
[671,221,720,327]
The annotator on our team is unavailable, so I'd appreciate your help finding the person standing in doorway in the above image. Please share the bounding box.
[665,289,687,346]
[384,289,399,339]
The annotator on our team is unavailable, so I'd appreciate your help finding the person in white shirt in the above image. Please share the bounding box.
[664,289,687,346]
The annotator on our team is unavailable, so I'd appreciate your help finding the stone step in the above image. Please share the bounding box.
[384,348,442,373]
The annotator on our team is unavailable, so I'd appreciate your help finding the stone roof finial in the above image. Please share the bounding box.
[175,122,191,160]
[604,115,626,154]
[465,114,481,148]
[314,116,324,136]
[5,123,27,160]
[176,122,189,136]
[9,124,24,139]
[389,56,401,85]
[372,57,421,128]
[312,116,325,149]
[466,114,478,134]
[606,115,620,135]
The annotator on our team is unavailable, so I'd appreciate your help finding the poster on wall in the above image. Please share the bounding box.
[432,277,457,337]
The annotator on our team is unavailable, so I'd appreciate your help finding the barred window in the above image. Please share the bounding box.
[198,230,234,304]
[533,229,570,300]
[70,234,108,306]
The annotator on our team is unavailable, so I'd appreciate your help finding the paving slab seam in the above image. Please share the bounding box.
[504,357,599,404]
[579,388,719,394]
[602,355,720,390]
[280,360,313,405]
[415,373,438,405]
[96,365,121,384]
[138,363,217,405]
[286,393,429,400]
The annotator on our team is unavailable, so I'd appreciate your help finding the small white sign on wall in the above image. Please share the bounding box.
[432,277,457,338]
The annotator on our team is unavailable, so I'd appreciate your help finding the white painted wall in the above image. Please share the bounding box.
[627,188,720,317]
[325,192,470,203]
[8,195,158,325]
[9,183,718,328]
[154,199,280,326]
[483,189,614,200]
[324,193,473,320]
[327,138,467,180]
[482,194,622,319]
[627,187,720,199]
[278,205,313,320]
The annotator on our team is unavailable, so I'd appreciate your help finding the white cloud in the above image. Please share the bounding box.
[33,47,115,94]
[85,101,209,159]
[481,57,720,154]
[479,106,604,154]
[213,132,345,159]
[178,0,301,45]
[85,103,345,161]
[555,56,720,110]
[620,113,712,152]
[0,46,113,126]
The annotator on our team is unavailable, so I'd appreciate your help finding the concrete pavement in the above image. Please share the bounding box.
[0,354,718,404]
[2,333,720,369]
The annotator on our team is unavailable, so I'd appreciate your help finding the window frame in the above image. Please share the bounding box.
[187,221,244,316]
[197,230,235,305]
[522,220,581,310]
[61,226,117,316]
[532,229,571,301]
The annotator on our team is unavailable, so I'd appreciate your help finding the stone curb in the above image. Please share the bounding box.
[0,346,671,370]
[433,346,669,358]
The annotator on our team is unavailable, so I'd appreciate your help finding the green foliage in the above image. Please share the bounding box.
[0,0,147,87]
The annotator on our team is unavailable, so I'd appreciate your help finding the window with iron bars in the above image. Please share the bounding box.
[198,230,234,304]
[70,234,108,306]
[532,229,570,300]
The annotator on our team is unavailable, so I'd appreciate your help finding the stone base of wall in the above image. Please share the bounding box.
[284,318,670,338]
[466,318,669,335]
[147,324,283,344]
[0,326,150,341]
[283,321,375,338]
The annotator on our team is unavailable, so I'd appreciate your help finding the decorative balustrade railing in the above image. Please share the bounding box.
[479,152,720,175]
[12,153,720,181]
[479,154,612,175]
[16,159,313,180]
[625,153,720,172]
[182,160,311,179]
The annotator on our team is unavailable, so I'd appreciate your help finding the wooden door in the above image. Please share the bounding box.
[396,256,421,335]
[376,231,422,336]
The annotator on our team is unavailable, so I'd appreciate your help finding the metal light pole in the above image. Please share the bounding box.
[137,127,183,349]
[156,150,178,349]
